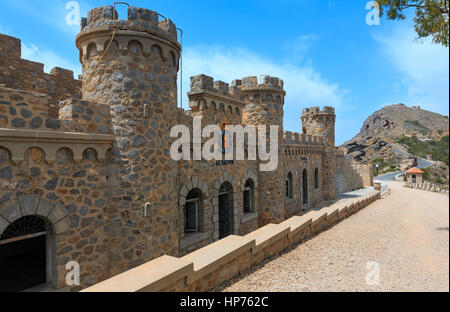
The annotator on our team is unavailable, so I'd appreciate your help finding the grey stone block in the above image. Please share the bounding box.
[37,199,54,217]
[48,203,69,224]
[0,201,21,223]
[55,217,71,234]
[0,217,9,234]
[19,194,39,216]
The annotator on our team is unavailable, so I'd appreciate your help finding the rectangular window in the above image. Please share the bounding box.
[185,200,198,232]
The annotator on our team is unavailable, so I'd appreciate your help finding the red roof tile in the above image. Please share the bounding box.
[406,167,424,174]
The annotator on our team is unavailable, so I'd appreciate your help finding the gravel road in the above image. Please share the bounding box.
[217,182,449,292]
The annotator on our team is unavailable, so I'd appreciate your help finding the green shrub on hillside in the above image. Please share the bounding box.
[403,120,432,136]
[397,135,449,165]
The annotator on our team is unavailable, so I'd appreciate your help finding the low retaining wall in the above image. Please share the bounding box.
[374,181,390,198]
[405,182,449,196]
[83,191,381,292]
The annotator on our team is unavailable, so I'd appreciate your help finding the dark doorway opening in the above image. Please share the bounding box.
[0,216,48,292]
[302,169,308,205]
[218,182,233,239]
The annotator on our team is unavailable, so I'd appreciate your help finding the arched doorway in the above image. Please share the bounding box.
[302,169,308,205]
[0,216,51,292]
[218,182,234,239]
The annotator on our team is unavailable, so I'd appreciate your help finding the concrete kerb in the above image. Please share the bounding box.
[82,256,194,292]
[182,235,255,284]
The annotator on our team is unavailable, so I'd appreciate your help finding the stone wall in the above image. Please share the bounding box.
[82,191,381,292]
[0,34,81,117]
[335,153,373,194]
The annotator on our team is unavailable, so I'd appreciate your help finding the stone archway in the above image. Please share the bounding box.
[0,195,71,291]
[212,171,238,241]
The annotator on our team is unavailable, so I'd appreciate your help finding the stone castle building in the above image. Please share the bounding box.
[0,5,372,291]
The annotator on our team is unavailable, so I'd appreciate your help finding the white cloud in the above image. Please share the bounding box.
[180,45,351,133]
[21,42,82,77]
[373,24,449,115]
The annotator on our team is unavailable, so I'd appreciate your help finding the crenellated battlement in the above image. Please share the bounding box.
[76,6,181,76]
[237,76,284,91]
[302,106,335,116]
[283,131,324,146]
[80,6,178,41]
[188,74,245,117]
[189,74,285,109]
[0,34,81,117]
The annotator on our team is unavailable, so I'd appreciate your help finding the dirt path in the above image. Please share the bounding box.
[219,182,449,292]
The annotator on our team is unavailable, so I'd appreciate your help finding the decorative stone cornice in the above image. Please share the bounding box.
[0,128,115,163]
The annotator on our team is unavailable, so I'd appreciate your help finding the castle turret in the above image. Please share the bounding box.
[237,76,286,224]
[301,106,336,200]
[76,5,181,275]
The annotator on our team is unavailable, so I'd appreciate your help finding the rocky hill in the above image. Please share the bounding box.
[341,104,449,176]
[347,104,448,143]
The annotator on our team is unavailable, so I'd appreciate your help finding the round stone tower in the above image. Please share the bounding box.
[301,107,336,200]
[238,76,287,224]
[76,5,181,275]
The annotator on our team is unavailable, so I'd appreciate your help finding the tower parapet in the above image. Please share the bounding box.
[79,6,178,42]
[76,6,181,100]
[301,106,336,201]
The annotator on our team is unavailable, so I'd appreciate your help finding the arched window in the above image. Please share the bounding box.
[243,179,255,214]
[184,189,203,233]
[314,168,319,189]
[286,172,293,199]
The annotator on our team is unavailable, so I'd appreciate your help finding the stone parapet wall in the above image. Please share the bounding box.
[0,87,112,135]
[283,131,323,146]
[0,34,81,118]
[59,99,112,135]
[82,191,380,292]
[405,182,449,195]
[80,6,178,42]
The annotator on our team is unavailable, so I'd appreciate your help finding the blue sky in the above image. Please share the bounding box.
[0,0,448,144]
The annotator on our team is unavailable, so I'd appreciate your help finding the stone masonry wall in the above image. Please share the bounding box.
[0,87,111,135]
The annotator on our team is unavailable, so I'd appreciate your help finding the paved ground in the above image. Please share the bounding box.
[217,182,449,292]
